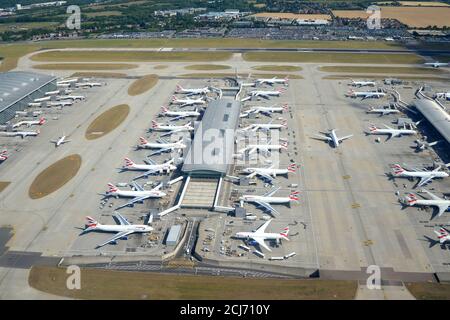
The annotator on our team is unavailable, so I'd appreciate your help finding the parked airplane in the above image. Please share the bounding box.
[391,164,449,188]
[366,105,400,116]
[34,96,51,103]
[102,181,166,210]
[424,62,448,68]
[234,219,289,252]
[150,120,194,137]
[57,78,78,85]
[402,189,450,218]
[349,79,376,87]
[313,129,353,148]
[81,214,153,249]
[0,129,40,138]
[12,117,46,128]
[240,104,288,118]
[137,137,186,156]
[239,119,288,133]
[48,100,73,107]
[160,106,200,121]
[236,141,288,158]
[346,89,386,100]
[255,76,289,86]
[243,88,285,101]
[242,163,297,184]
[171,95,206,107]
[435,92,450,100]
[51,135,70,147]
[122,157,177,180]
[176,85,210,96]
[434,228,450,244]
[413,139,441,152]
[76,82,102,88]
[45,90,60,96]
[239,186,299,216]
[367,124,416,140]
[0,149,8,162]
[57,94,85,101]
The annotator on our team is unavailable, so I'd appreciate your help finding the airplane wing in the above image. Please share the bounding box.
[263,186,280,197]
[422,189,442,201]
[131,181,144,191]
[115,195,150,210]
[259,111,272,117]
[149,147,172,157]
[133,169,157,180]
[246,171,258,179]
[254,220,272,234]
[144,157,156,165]
[256,172,274,183]
[254,200,280,215]
[437,204,449,218]
[314,134,332,142]
[417,176,433,188]
[383,124,394,130]
[245,147,258,156]
[96,230,134,248]
[114,212,131,225]
[169,115,186,122]
[258,94,270,100]
[250,236,272,252]
[241,96,252,102]
[338,134,353,142]
[160,130,176,137]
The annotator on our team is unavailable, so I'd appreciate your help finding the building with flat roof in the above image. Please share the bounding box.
[414,98,450,144]
[0,71,56,124]
[165,224,182,246]
[182,97,241,177]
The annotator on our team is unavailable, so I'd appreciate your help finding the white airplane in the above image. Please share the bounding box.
[243,88,285,101]
[57,94,85,101]
[346,89,386,100]
[81,214,153,249]
[434,228,450,244]
[255,76,289,86]
[176,84,210,96]
[435,92,450,100]
[150,120,194,137]
[45,90,60,96]
[57,78,78,85]
[367,124,416,140]
[391,164,449,188]
[0,129,40,139]
[28,102,44,108]
[34,96,51,103]
[239,187,300,216]
[160,106,200,121]
[239,119,287,133]
[402,189,450,218]
[76,82,102,88]
[424,62,448,68]
[12,117,46,129]
[240,104,288,118]
[137,137,186,156]
[366,105,400,116]
[234,219,289,252]
[0,149,8,162]
[171,95,206,107]
[236,141,288,158]
[49,100,73,107]
[413,139,441,152]
[242,163,297,184]
[349,79,376,87]
[50,135,71,147]
[103,182,166,210]
[15,110,42,117]
[313,129,353,148]
[122,157,177,180]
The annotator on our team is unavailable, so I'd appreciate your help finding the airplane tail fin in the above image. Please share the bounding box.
[176,85,183,92]
[281,119,288,128]
[289,191,300,202]
[39,117,46,125]
[287,163,297,173]
[282,104,288,112]
[278,88,286,94]
[281,141,288,150]
[405,193,418,205]
[161,106,168,113]
[36,129,41,135]
[280,226,290,240]
[436,228,449,243]
[124,157,134,167]
[85,216,99,228]
[172,95,178,102]
[107,183,119,193]
[368,125,378,133]
[392,164,405,175]
[139,137,148,145]
[151,120,159,128]
[284,76,289,82]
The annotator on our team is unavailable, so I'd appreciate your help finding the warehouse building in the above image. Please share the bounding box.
[0,71,56,124]
[165,224,182,246]
[182,96,241,178]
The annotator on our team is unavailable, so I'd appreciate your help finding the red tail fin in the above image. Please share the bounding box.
[289,191,300,201]
[139,137,148,145]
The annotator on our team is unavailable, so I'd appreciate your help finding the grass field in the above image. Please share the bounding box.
[32,63,138,70]
[319,66,446,74]
[250,12,331,20]
[406,282,450,299]
[70,72,128,78]
[0,22,59,32]
[85,104,130,140]
[252,65,302,72]
[243,52,424,64]
[128,74,159,96]
[35,38,403,50]
[0,181,11,193]
[184,64,231,70]
[153,65,168,69]
[323,74,448,81]
[180,73,303,79]
[84,11,122,17]
[28,266,358,300]
[0,44,41,72]
[30,50,233,62]
[29,154,81,199]
[333,7,450,27]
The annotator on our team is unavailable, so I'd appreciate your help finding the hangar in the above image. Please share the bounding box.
[182,96,241,178]
[0,71,56,124]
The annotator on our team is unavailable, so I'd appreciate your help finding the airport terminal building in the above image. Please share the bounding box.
[0,71,56,124]
[415,98,450,147]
